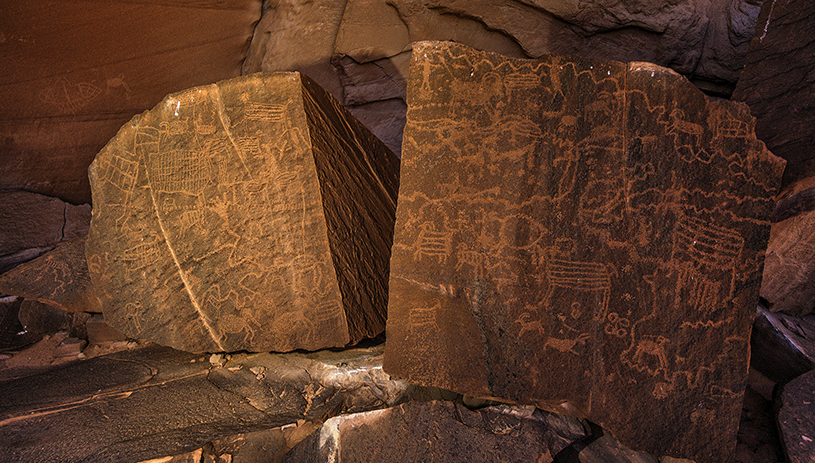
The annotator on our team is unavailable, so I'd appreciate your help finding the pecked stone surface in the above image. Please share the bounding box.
[0,236,101,313]
[384,41,784,462]
[86,72,399,353]
[0,343,409,463]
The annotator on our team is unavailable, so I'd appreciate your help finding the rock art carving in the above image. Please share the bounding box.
[87,72,400,353]
[383,41,784,462]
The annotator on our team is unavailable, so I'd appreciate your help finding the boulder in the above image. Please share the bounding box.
[16,300,70,336]
[0,191,90,274]
[384,41,783,462]
[86,72,400,353]
[776,369,815,463]
[285,400,674,462]
[0,235,101,313]
[751,305,815,384]
[0,1,261,204]
[732,0,815,187]
[761,208,815,317]
[0,343,410,463]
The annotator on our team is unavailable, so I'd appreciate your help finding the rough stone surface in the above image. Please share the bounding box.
[0,297,39,351]
[243,1,762,157]
[285,400,673,463]
[85,314,128,344]
[0,1,261,204]
[732,0,815,188]
[285,401,582,462]
[384,41,783,463]
[86,72,399,353]
[0,191,90,274]
[16,300,70,336]
[761,208,815,317]
[0,236,101,313]
[0,343,410,463]
[751,306,815,385]
[776,369,815,463]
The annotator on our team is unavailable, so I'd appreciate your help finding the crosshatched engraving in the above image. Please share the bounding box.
[87,72,399,354]
[383,42,784,463]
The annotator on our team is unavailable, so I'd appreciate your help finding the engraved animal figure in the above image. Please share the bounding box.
[455,246,485,278]
[543,332,590,355]
[414,222,452,263]
[632,335,670,376]
[666,109,711,163]
[515,312,545,338]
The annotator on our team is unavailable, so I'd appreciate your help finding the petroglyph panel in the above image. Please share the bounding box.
[87,72,399,354]
[384,42,785,463]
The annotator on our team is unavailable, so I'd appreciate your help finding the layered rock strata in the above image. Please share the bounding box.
[384,41,784,462]
[86,72,400,353]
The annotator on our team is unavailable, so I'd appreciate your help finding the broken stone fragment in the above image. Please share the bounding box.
[751,305,815,384]
[761,208,815,317]
[776,369,815,463]
[0,343,410,463]
[86,72,399,353]
[384,41,783,462]
[0,235,101,313]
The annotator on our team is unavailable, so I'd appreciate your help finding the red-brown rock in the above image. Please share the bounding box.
[0,191,90,273]
[761,209,815,317]
[384,41,783,462]
[0,236,101,313]
[86,72,399,353]
[732,0,815,187]
[776,369,815,463]
[0,1,261,204]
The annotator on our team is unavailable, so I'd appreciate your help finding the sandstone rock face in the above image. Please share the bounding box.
[0,1,261,204]
[776,369,815,463]
[0,236,101,313]
[761,210,815,317]
[0,191,90,274]
[86,72,399,353]
[384,41,783,462]
[244,0,762,157]
[732,0,815,188]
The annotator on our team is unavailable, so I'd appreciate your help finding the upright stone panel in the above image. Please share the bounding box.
[87,72,399,353]
[384,41,783,462]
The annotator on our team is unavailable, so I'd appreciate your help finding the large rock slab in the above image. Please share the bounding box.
[0,1,261,204]
[285,400,671,462]
[761,208,815,317]
[384,41,783,462]
[0,191,90,274]
[776,369,815,463]
[0,343,409,463]
[732,0,815,188]
[0,236,101,313]
[751,305,815,384]
[86,72,399,353]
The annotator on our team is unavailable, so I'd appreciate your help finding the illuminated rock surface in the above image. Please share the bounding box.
[86,72,399,353]
[0,344,408,463]
[384,41,784,462]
